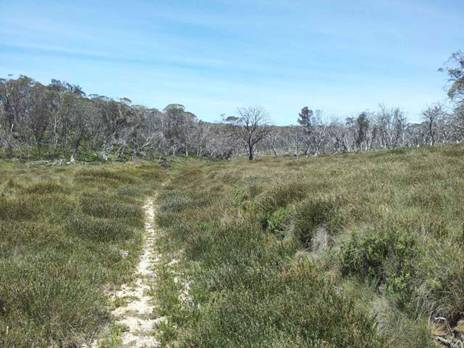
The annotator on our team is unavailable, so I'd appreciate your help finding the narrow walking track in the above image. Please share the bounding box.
[111,197,163,347]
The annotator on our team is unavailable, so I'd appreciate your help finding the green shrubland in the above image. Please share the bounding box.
[154,144,464,347]
[2,144,464,347]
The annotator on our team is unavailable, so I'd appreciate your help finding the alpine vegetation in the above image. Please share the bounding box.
[1,1,464,347]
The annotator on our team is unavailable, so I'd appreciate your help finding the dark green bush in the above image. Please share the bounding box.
[293,198,342,248]
[258,182,307,212]
[339,226,418,308]
[266,207,291,236]
[414,240,464,324]
[256,182,307,228]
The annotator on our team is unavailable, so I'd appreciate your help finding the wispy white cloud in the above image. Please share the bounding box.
[1,0,463,124]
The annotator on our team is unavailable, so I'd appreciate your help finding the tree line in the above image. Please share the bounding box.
[0,77,237,161]
[1,51,463,161]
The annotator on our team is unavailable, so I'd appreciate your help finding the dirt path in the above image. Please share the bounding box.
[110,197,163,347]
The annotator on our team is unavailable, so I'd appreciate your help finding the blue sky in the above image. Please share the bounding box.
[1,0,463,124]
